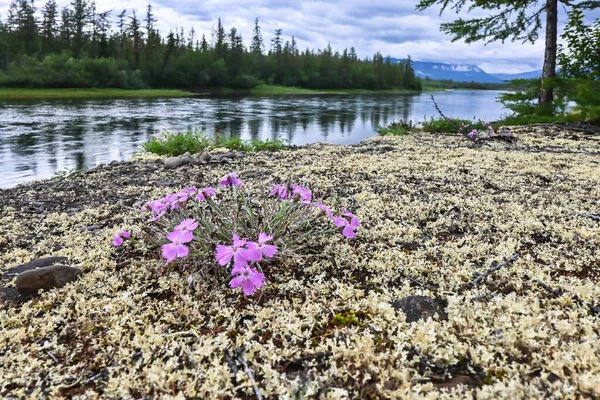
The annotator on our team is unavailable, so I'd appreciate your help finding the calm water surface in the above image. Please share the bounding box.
[0,90,508,188]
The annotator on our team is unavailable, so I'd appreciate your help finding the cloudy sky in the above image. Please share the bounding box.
[0,0,595,73]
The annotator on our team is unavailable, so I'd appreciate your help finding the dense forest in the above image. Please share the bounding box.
[0,0,422,91]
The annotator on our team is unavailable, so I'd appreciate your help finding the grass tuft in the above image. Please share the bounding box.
[377,120,416,136]
[142,129,288,156]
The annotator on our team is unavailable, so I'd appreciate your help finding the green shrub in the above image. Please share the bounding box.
[142,129,288,156]
[420,117,490,133]
[142,130,212,156]
[377,120,416,136]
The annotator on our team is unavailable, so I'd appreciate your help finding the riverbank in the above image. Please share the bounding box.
[246,85,436,95]
[0,85,438,100]
[0,88,197,100]
[1,128,599,398]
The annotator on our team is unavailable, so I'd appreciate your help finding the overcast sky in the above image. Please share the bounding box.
[0,0,595,73]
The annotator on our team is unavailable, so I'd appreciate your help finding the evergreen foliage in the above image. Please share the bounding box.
[0,1,422,91]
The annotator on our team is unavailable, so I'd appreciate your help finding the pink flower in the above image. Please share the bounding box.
[176,187,197,202]
[269,184,291,199]
[219,172,244,188]
[161,229,193,262]
[247,232,278,262]
[468,129,478,138]
[142,200,167,220]
[229,266,266,296]
[334,210,361,238]
[315,203,334,220]
[162,193,181,210]
[175,218,198,232]
[196,187,216,201]
[112,230,131,247]
[215,233,252,268]
[292,184,312,202]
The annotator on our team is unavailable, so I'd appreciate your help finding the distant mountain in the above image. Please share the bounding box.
[491,70,542,81]
[390,59,504,83]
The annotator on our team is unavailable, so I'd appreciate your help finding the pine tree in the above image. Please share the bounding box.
[41,0,59,54]
[250,18,263,55]
[129,10,143,67]
[71,0,91,58]
[416,0,600,112]
[214,18,227,59]
[96,10,111,57]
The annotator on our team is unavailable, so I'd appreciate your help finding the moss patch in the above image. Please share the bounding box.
[1,127,600,398]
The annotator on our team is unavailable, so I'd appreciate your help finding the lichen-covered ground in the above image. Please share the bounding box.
[1,128,600,399]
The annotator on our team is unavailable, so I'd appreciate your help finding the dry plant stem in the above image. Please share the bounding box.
[46,351,60,364]
[396,270,438,292]
[576,212,600,222]
[524,123,600,136]
[523,275,600,318]
[235,348,264,400]
[430,95,474,142]
[467,253,520,288]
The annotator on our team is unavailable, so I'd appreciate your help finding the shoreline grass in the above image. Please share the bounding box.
[0,88,196,100]
[0,85,445,100]
[142,129,288,156]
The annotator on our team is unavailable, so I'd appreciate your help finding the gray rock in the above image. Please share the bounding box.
[78,225,102,232]
[4,257,69,278]
[164,157,182,169]
[392,296,447,323]
[155,179,175,186]
[15,265,83,297]
[0,287,21,303]
[180,155,193,165]
[199,152,211,162]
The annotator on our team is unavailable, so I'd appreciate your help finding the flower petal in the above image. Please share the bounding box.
[333,217,347,228]
[229,274,245,289]
[216,245,234,266]
[161,243,178,262]
[262,244,278,258]
[342,224,355,239]
[112,235,123,247]
[258,232,273,244]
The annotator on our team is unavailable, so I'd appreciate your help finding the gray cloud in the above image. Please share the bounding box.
[0,0,575,73]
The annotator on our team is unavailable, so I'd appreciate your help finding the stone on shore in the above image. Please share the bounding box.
[15,265,83,297]
[4,256,69,278]
[163,157,182,169]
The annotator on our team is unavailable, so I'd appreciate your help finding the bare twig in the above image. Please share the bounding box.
[523,275,600,318]
[524,123,600,136]
[46,351,60,364]
[82,368,108,386]
[235,347,263,400]
[576,213,600,222]
[395,270,438,292]
[430,95,465,135]
[468,253,520,287]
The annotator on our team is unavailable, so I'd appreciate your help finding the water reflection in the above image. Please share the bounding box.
[0,90,507,188]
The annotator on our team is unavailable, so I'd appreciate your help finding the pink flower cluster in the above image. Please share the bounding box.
[216,233,277,295]
[269,182,361,239]
[269,183,312,203]
[141,186,216,221]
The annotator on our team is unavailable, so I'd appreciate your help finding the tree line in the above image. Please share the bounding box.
[0,0,422,91]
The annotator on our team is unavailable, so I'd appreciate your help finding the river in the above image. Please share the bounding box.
[0,90,508,188]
